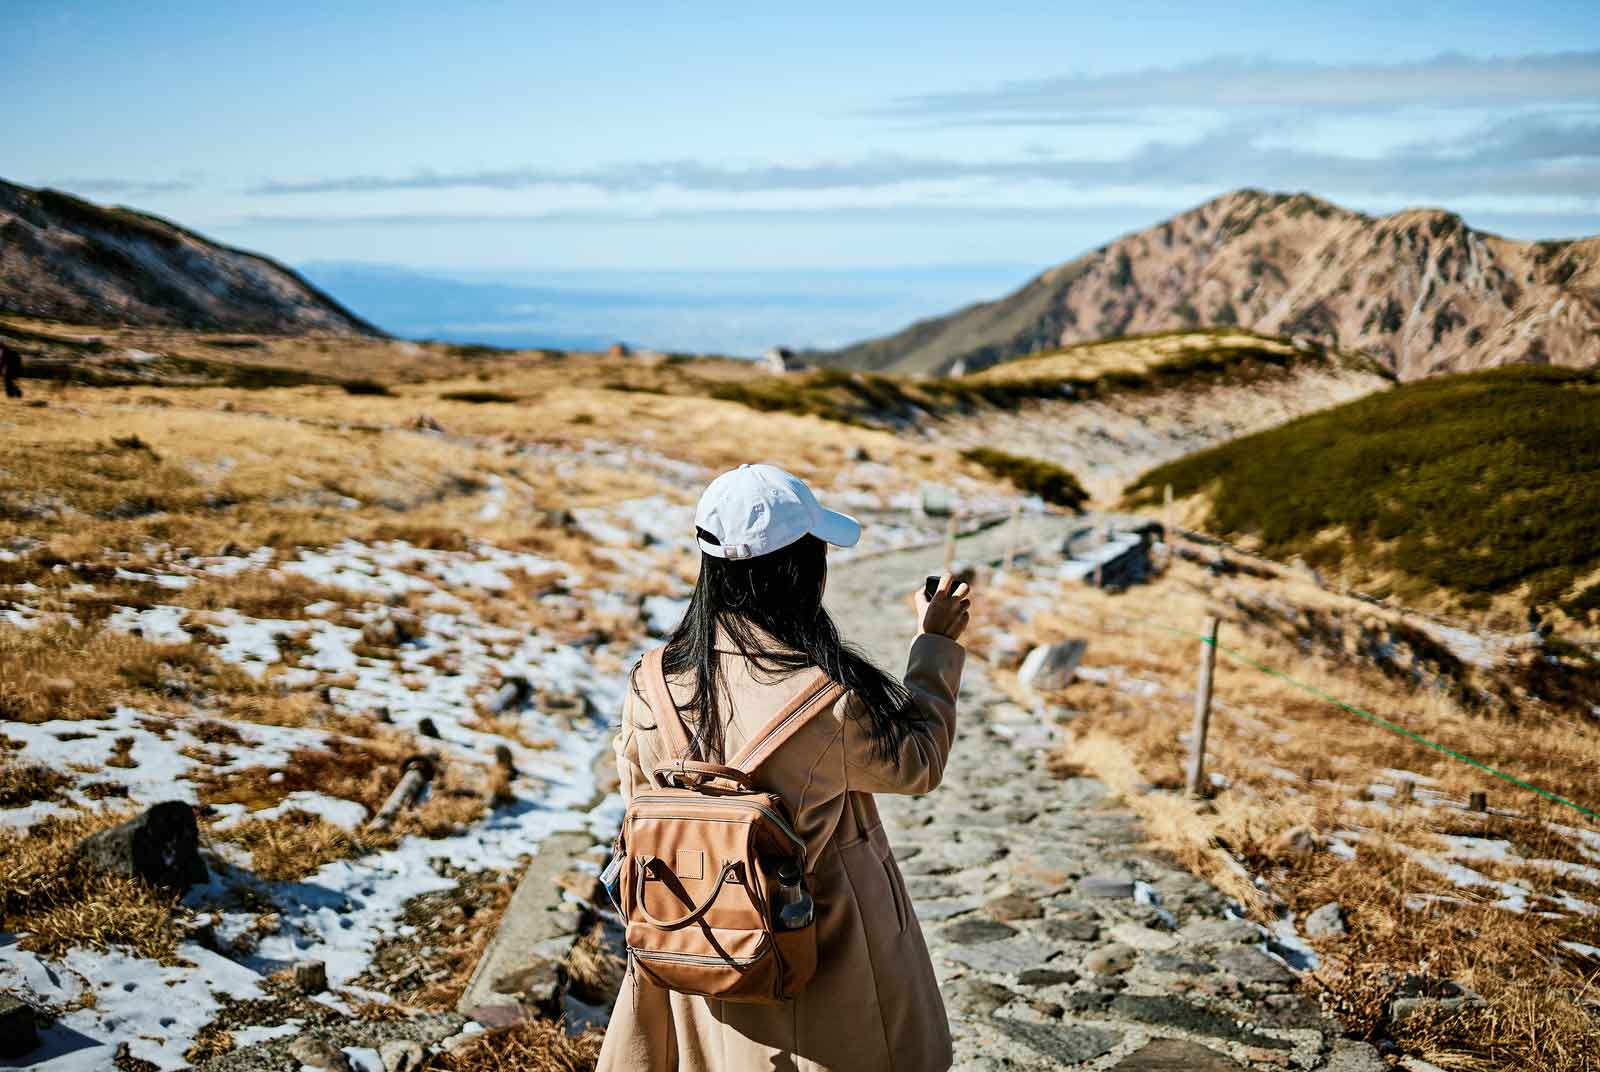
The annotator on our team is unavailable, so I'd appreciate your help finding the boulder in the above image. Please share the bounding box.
[1017,641,1087,693]
[77,801,207,892]
[0,994,37,1058]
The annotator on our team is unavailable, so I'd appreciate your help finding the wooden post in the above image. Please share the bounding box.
[1186,616,1221,798]
[1003,500,1022,572]
[942,510,959,574]
[368,754,436,832]
[1469,790,1487,813]
[1164,483,1175,543]
[1398,779,1416,805]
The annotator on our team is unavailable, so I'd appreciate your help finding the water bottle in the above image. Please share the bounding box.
[771,859,813,931]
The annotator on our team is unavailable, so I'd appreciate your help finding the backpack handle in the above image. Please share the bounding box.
[652,761,754,791]
[635,856,743,930]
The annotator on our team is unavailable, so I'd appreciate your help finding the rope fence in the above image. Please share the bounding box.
[1058,600,1600,824]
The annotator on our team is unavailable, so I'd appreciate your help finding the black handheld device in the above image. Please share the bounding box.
[923,575,941,601]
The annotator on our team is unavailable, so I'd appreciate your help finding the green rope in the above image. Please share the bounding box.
[1109,611,1599,823]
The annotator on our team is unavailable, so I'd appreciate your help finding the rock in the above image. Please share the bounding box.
[1214,946,1298,987]
[1077,874,1136,899]
[1108,922,1179,951]
[986,633,1028,670]
[941,918,1019,945]
[1110,995,1292,1049]
[914,899,977,922]
[1306,901,1348,937]
[1017,967,1079,987]
[1390,979,1485,1026]
[1268,824,1319,859]
[986,894,1043,921]
[901,876,964,900]
[1083,943,1137,976]
[1017,640,1088,693]
[942,937,1060,975]
[1324,1038,1388,1070]
[294,959,328,994]
[287,1037,354,1072]
[947,977,1017,1018]
[554,869,601,903]
[1041,915,1101,942]
[1145,953,1216,975]
[1177,917,1260,946]
[993,1020,1122,1064]
[379,1041,425,1072]
[491,954,562,1005]
[0,994,37,1058]
[76,801,207,892]
[1110,1037,1242,1070]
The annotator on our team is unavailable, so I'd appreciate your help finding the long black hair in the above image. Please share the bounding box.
[636,534,919,764]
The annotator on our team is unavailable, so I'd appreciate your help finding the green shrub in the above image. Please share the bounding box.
[1129,366,1600,609]
[961,448,1088,509]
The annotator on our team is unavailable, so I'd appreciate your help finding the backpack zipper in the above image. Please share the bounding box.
[630,794,806,855]
[631,944,770,969]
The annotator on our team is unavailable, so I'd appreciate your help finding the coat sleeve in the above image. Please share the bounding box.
[613,681,655,805]
[840,632,965,796]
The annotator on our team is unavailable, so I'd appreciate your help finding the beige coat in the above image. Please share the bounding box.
[597,632,965,1072]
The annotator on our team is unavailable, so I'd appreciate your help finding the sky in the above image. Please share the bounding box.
[3,2,1599,350]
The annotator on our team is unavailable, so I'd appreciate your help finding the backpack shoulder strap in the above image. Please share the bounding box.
[727,668,847,774]
[639,647,694,762]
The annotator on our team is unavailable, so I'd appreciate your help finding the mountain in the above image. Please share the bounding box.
[0,179,382,336]
[809,190,1600,380]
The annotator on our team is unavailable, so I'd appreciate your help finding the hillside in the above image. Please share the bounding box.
[0,179,382,335]
[809,189,1600,381]
[1128,365,1600,630]
[709,329,1393,498]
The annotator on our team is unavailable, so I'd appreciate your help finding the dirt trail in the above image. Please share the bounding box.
[823,522,1384,1071]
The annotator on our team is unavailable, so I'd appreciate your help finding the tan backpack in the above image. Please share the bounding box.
[615,647,844,1004]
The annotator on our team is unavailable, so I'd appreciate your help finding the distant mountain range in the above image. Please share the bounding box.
[0,179,380,336]
[809,190,1600,380]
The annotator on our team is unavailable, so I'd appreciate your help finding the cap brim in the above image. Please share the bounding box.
[812,507,861,548]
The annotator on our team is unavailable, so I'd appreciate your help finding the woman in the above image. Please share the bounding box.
[598,463,972,1072]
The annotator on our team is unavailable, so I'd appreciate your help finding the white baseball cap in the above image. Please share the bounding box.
[694,463,861,560]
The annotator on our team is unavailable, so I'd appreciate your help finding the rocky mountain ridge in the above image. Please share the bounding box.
[0,178,382,336]
[810,190,1600,380]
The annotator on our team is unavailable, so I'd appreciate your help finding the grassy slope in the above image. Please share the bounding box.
[714,329,1375,430]
[1129,365,1600,622]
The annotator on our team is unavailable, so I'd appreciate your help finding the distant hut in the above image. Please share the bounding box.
[946,358,968,378]
[762,346,807,374]
[607,341,631,358]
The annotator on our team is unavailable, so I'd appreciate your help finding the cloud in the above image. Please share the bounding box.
[871,51,1600,125]
[49,178,195,197]
[245,111,1600,203]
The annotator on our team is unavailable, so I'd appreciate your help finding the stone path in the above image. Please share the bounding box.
[824,522,1387,1071]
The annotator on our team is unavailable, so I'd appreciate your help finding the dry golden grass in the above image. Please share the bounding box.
[209,810,360,881]
[1009,555,1600,1070]
[564,923,627,1006]
[970,328,1298,383]
[0,386,661,572]
[422,1019,604,1072]
[0,761,71,806]
[0,808,180,960]
[0,610,305,730]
